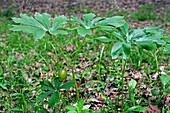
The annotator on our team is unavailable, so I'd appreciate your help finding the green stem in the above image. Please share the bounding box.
[71,63,79,101]
[121,58,126,112]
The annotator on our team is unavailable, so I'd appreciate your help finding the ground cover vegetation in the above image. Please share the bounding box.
[0,4,170,113]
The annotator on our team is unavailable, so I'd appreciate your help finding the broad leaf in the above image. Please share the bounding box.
[54,78,62,90]
[77,99,84,112]
[49,15,67,34]
[77,27,92,36]
[122,42,131,59]
[164,44,170,53]
[49,91,60,107]
[136,41,156,51]
[83,13,96,27]
[151,90,159,96]
[144,26,163,34]
[65,106,77,111]
[127,106,147,112]
[127,29,145,42]
[40,80,55,90]
[128,79,137,89]
[35,12,51,30]
[96,16,125,27]
[95,36,116,42]
[160,75,170,86]
[122,22,129,36]
[36,91,53,103]
[112,31,125,42]
[111,42,123,59]
[59,82,75,90]
[10,13,47,38]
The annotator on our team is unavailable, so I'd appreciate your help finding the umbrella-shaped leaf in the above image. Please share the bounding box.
[10,14,47,38]
[49,91,60,107]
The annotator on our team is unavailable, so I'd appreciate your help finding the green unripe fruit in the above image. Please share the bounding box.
[58,69,67,81]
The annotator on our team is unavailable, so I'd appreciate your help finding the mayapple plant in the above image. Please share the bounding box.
[10,12,126,104]
[96,22,166,112]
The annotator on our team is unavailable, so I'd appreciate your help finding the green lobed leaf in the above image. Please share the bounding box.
[95,36,116,42]
[127,106,147,112]
[65,106,77,111]
[151,90,159,96]
[10,13,47,38]
[35,12,51,30]
[128,79,137,89]
[10,25,46,39]
[49,15,67,34]
[50,30,68,35]
[36,91,53,103]
[160,74,170,86]
[54,78,62,90]
[112,31,125,42]
[96,16,125,27]
[136,41,156,51]
[127,29,145,42]
[71,16,86,27]
[59,82,75,90]
[122,22,129,35]
[164,44,170,53]
[83,13,96,27]
[144,26,163,34]
[122,42,131,59]
[77,27,92,36]
[40,80,55,90]
[111,42,123,59]
[49,91,60,107]
[77,99,84,112]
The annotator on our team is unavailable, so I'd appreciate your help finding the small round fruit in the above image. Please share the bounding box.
[58,69,67,81]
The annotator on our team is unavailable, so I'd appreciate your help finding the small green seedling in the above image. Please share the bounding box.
[36,77,75,107]
[65,99,92,113]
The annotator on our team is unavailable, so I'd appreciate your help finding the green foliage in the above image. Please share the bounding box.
[65,99,92,113]
[37,78,75,107]
[10,13,68,38]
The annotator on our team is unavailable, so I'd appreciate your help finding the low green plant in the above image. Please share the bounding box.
[36,77,75,111]
[65,99,92,113]
[151,74,170,111]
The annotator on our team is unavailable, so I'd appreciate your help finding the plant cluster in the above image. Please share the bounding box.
[0,12,169,112]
